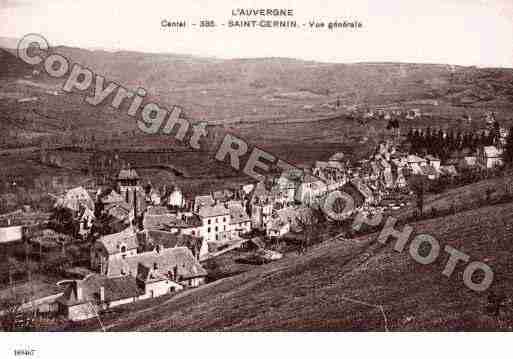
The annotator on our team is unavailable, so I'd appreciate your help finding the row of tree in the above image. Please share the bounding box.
[405,125,502,160]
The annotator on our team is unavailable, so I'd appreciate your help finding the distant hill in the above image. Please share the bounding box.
[0,37,22,51]
[0,43,512,142]
[0,48,32,78]
[27,46,513,117]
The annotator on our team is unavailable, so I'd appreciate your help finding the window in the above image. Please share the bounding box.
[208,219,211,225]
[120,245,126,253]
[215,226,218,232]
[223,217,226,222]
[208,227,211,233]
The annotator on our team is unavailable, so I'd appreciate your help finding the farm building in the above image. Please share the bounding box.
[106,246,207,288]
[57,274,143,321]
[477,146,504,169]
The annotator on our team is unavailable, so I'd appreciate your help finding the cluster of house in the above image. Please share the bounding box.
[47,155,387,321]
[8,131,507,322]
[59,226,208,321]
[48,164,331,320]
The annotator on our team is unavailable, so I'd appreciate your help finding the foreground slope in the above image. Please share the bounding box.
[99,201,513,331]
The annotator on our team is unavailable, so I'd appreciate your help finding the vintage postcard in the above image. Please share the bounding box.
[0,0,512,356]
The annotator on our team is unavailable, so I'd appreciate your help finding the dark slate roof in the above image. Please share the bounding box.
[142,230,203,255]
[145,206,171,216]
[99,188,125,204]
[143,214,177,230]
[97,228,138,255]
[198,204,230,218]
[228,201,250,224]
[107,247,207,279]
[194,195,215,210]
[58,274,142,306]
[101,276,143,302]
[213,189,234,202]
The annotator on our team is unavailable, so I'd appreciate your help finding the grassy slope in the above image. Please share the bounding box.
[392,175,513,219]
[91,201,513,331]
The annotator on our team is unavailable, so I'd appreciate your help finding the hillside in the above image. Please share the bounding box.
[67,200,513,331]
[0,48,32,79]
[1,44,513,134]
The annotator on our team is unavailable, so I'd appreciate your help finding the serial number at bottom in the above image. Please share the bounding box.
[14,349,36,356]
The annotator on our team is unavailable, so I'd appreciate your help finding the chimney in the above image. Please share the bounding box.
[173,265,178,281]
[100,286,105,302]
[133,189,138,218]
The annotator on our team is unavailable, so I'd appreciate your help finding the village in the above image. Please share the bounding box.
[0,107,511,329]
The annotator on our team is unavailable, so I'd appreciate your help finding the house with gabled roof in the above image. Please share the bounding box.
[57,274,143,321]
[135,263,183,299]
[212,189,234,204]
[98,188,125,204]
[193,194,215,213]
[91,227,139,275]
[477,145,504,169]
[117,168,140,189]
[142,212,177,231]
[420,165,439,180]
[266,217,290,238]
[227,201,251,236]
[425,155,441,171]
[139,229,208,261]
[197,203,231,241]
[56,186,94,213]
[106,246,207,288]
[407,154,427,175]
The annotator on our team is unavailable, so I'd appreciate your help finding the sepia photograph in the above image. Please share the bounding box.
[0,0,512,357]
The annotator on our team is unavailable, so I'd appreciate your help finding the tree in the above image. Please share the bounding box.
[410,175,427,216]
[485,187,495,203]
[296,208,323,254]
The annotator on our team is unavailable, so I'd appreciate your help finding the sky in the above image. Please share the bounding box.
[0,0,512,67]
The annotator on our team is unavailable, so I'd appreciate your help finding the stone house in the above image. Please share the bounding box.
[477,146,504,169]
[90,227,139,275]
[57,274,143,321]
[197,204,232,241]
[106,246,207,290]
[227,201,251,236]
